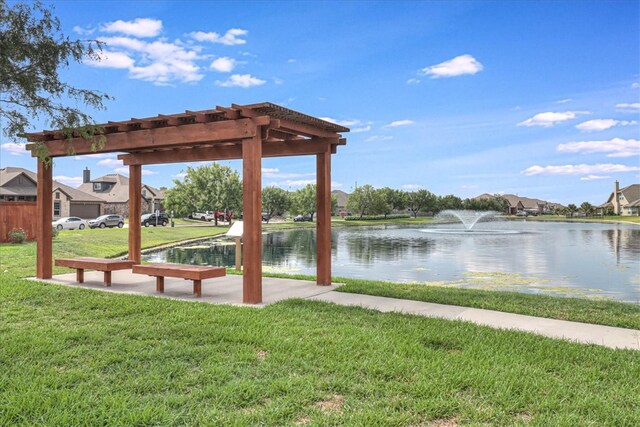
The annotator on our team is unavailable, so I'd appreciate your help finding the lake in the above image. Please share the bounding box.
[143,220,640,303]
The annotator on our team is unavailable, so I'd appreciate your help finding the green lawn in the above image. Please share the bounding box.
[1,279,639,426]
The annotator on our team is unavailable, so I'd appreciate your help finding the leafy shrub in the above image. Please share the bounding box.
[52,226,59,238]
[7,228,27,244]
[345,214,411,221]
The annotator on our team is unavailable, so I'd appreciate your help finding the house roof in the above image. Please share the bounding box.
[331,190,349,207]
[77,173,164,204]
[475,193,563,209]
[603,184,640,206]
[0,167,102,202]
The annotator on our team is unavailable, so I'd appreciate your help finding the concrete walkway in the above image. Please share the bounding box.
[310,292,640,351]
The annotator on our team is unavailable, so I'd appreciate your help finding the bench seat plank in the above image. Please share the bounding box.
[132,263,226,297]
[55,257,135,286]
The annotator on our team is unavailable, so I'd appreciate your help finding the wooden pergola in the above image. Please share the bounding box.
[26,102,348,304]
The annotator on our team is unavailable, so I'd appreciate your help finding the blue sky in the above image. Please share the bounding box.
[1,0,638,205]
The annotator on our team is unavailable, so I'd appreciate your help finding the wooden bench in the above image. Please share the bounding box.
[55,257,136,287]
[132,263,226,297]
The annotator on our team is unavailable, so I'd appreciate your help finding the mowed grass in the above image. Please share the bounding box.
[1,279,639,426]
[0,226,227,278]
[335,278,640,330]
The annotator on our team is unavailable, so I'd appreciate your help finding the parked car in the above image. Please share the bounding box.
[52,216,88,230]
[141,213,169,227]
[191,211,215,221]
[89,214,125,229]
[215,211,235,222]
[293,214,313,222]
[515,211,528,217]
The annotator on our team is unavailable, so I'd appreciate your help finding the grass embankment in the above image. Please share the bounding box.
[0,226,227,278]
[335,278,640,330]
[517,215,640,224]
[1,280,639,426]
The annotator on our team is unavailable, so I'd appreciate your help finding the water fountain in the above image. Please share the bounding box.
[420,210,520,234]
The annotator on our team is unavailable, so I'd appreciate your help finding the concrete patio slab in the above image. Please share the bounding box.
[34,270,339,307]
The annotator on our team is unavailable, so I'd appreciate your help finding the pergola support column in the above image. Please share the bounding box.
[128,164,142,263]
[242,135,263,303]
[316,148,332,286]
[36,160,53,279]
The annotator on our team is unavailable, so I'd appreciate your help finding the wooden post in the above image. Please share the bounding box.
[36,159,53,279]
[242,135,262,303]
[235,237,242,271]
[128,165,142,264]
[316,147,332,285]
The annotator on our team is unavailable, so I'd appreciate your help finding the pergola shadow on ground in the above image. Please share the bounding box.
[26,102,348,304]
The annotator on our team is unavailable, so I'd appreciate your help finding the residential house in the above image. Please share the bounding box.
[599,181,640,216]
[77,169,164,217]
[0,166,103,218]
[475,193,563,215]
[331,190,349,211]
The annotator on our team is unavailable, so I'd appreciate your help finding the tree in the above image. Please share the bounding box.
[437,194,463,211]
[163,164,242,224]
[262,186,290,223]
[567,204,578,218]
[580,201,594,217]
[407,189,437,218]
[346,184,378,218]
[291,184,317,220]
[1,0,111,159]
[379,187,407,218]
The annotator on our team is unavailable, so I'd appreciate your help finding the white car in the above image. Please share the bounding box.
[52,216,89,230]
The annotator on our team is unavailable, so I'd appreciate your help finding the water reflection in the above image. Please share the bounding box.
[143,222,640,303]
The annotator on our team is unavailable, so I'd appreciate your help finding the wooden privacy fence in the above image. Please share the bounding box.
[0,202,37,243]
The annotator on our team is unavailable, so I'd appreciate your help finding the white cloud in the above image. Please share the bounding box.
[91,50,135,69]
[210,57,236,72]
[1,142,28,156]
[616,102,640,111]
[287,59,297,63]
[261,168,314,179]
[386,120,414,127]
[98,158,124,168]
[283,179,315,188]
[461,184,479,189]
[365,135,394,142]
[420,54,483,78]
[173,172,188,180]
[189,28,248,45]
[53,175,83,187]
[557,138,639,158]
[632,82,640,89]
[557,98,573,104]
[406,78,421,85]
[351,125,372,133]
[575,119,637,132]
[114,167,129,176]
[102,18,162,38]
[517,111,589,127]
[331,181,343,189]
[215,74,265,88]
[142,169,158,176]
[522,163,640,176]
[580,175,611,181]
[73,25,95,36]
[402,184,423,190]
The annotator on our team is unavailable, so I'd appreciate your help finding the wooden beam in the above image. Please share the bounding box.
[242,135,262,304]
[119,138,339,165]
[128,165,142,264]
[316,146,332,286]
[36,160,53,279]
[26,118,258,157]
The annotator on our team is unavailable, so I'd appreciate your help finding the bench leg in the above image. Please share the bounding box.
[156,276,164,293]
[194,279,202,297]
[104,271,112,287]
[76,269,84,284]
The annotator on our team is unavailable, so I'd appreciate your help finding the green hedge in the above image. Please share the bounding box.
[345,214,412,221]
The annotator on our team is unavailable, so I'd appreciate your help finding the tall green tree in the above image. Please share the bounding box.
[580,201,594,217]
[437,194,464,211]
[291,184,317,220]
[262,186,290,223]
[379,187,407,218]
[163,164,242,224]
[346,184,377,218]
[1,0,111,160]
[407,190,437,218]
[567,204,578,218]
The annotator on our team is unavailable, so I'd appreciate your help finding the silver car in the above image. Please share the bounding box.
[89,214,125,229]
[52,217,89,230]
